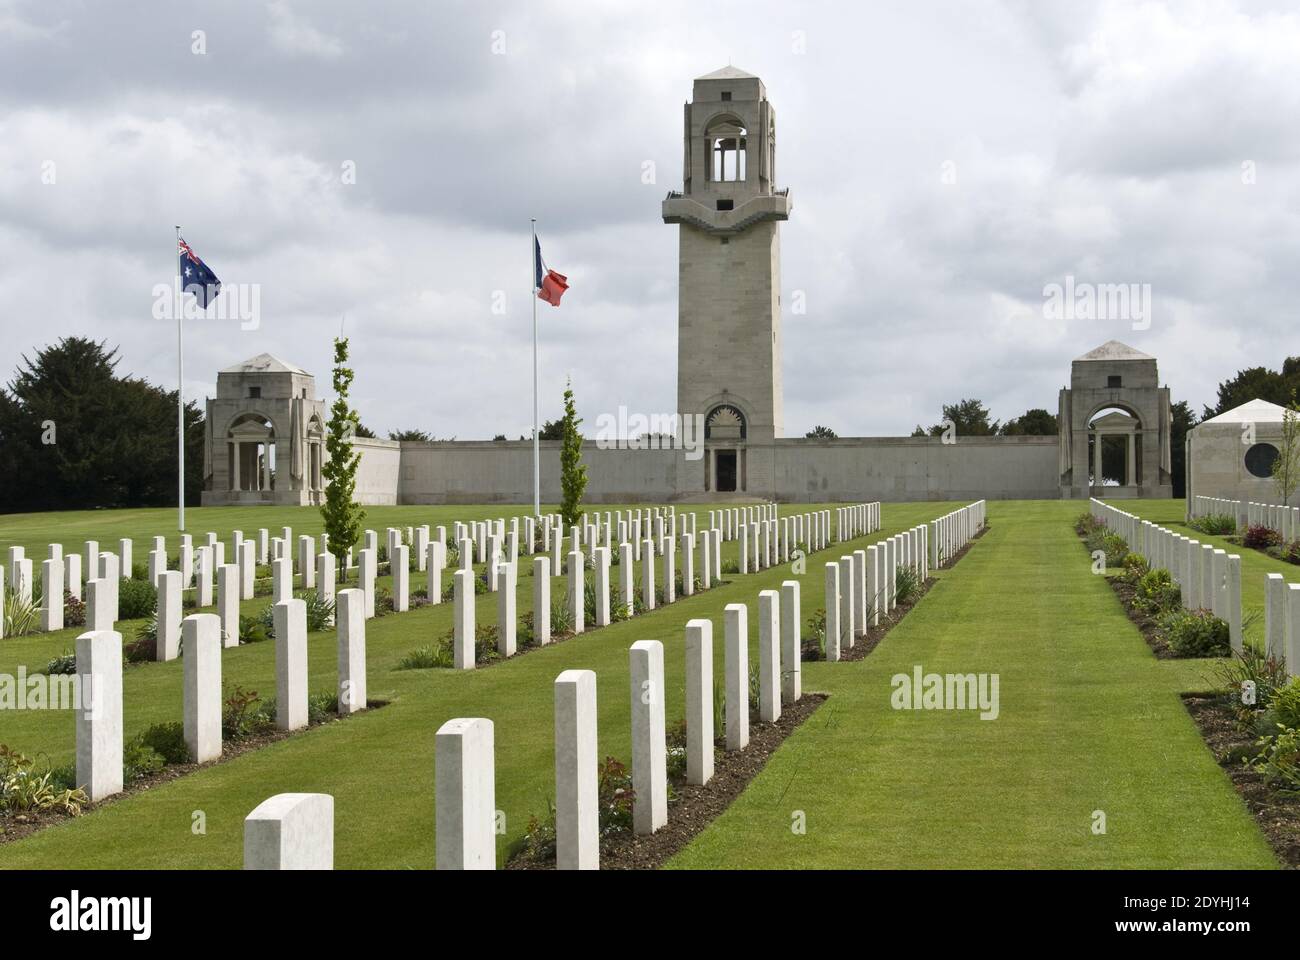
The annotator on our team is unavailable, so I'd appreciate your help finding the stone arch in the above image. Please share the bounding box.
[225,411,277,493]
[704,113,748,182]
[705,403,748,440]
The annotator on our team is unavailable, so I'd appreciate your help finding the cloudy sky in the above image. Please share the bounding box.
[1,0,1297,439]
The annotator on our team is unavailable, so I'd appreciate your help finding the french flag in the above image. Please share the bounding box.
[534,236,569,306]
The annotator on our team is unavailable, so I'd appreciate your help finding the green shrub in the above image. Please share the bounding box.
[45,651,77,675]
[125,616,157,662]
[1119,552,1150,584]
[138,721,190,765]
[298,590,335,631]
[1160,608,1230,658]
[1263,678,1300,731]
[117,577,157,620]
[1190,513,1236,536]
[397,644,448,670]
[1133,568,1180,616]
[1252,725,1300,794]
[223,684,273,741]
[122,737,165,781]
[238,615,269,644]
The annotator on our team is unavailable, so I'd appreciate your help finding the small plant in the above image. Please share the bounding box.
[1160,608,1230,658]
[1190,513,1236,536]
[298,590,336,631]
[803,608,827,660]
[45,650,77,675]
[397,644,449,670]
[63,590,85,627]
[137,721,191,765]
[1212,644,1290,718]
[894,564,921,606]
[1243,524,1282,550]
[0,746,89,816]
[1252,725,1300,795]
[223,684,273,741]
[3,591,40,637]
[1132,568,1181,616]
[117,577,157,620]
[122,738,165,782]
[596,756,635,836]
[238,615,269,644]
[1118,552,1150,584]
[125,616,158,663]
[550,595,575,638]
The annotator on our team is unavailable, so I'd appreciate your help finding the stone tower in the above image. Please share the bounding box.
[663,66,790,492]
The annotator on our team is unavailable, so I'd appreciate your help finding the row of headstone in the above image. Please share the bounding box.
[834,503,881,542]
[71,594,369,803]
[1191,495,1300,543]
[928,500,986,569]
[823,524,929,661]
[433,585,810,871]
[1092,499,1244,651]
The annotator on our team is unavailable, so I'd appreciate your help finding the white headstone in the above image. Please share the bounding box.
[629,640,667,835]
[183,613,223,763]
[554,669,599,870]
[274,598,308,731]
[244,793,334,870]
[337,589,366,715]
[75,629,123,801]
[435,717,496,869]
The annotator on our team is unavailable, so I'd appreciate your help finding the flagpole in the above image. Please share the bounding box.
[531,218,540,517]
[175,225,185,533]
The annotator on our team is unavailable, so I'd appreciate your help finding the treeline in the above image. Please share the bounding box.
[0,338,204,513]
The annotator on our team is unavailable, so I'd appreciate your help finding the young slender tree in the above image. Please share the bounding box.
[559,379,587,527]
[1271,390,1300,507]
[320,336,366,578]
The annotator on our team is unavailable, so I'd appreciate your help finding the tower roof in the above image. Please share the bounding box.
[695,65,758,81]
[220,353,309,376]
[1200,398,1293,425]
[1074,340,1155,362]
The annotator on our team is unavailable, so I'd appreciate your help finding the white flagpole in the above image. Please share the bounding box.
[531,218,540,517]
[175,225,185,532]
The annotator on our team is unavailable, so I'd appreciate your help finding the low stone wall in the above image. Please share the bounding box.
[351,434,1063,504]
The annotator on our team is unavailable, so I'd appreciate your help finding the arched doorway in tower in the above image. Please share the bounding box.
[1087,406,1142,490]
[705,404,747,493]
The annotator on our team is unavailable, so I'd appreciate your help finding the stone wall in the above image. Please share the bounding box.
[352,435,1061,504]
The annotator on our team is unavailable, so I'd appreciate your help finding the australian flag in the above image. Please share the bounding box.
[178,237,221,308]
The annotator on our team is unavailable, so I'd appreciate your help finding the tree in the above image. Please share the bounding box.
[805,425,837,439]
[1202,357,1300,420]
[492,434,507,442]
[0,337,203,512]
[1169,400,1197,499]
[320,337,366,578]
[538,418,563,441]
[1271,391,1300,506]
[920,398,998,437]
[559,379,587,527]
[1000,409,1057,436]
[354,421,376,438]
[388,428,432,442]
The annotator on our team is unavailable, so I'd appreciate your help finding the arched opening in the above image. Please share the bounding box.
[705,404,747,493]
[227,413,276,494]
[1087,406,1142,488]
[306,414,325,492]
[706,116,747,182]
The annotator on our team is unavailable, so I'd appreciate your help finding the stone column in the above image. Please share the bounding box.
[554,669,598,870]
[680,533,695,596]
[196,546,213,607]
[75,629,123,802]
[64,553,81,602]
[274,598,308,731]
[1227,554,1243,653]
[391,544,409,613]
[1126,432,1136,486]
[700,530,713,589]
[359,548,376,618]
[629,640,667,835]
[1287,584,1300,679]
[436,717,496,869]
[662,539,675,605]
[155,570,182,660]
[337,589,366,715]
[685,619,714,785]
[183,613,222,763]
[592,547,611,626]
[724,603,749,750]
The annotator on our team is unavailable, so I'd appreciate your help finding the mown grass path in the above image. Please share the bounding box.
[671,500,1277,868]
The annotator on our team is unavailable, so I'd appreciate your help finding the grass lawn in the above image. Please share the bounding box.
[0,499,1281,868]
